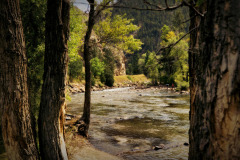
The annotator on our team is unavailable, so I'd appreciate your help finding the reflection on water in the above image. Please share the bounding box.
[67,88,190,160]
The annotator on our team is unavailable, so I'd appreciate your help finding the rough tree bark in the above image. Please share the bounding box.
[189,0,240,159]
[77,0,95,137]
[0,0,39,159]
[38,0,70,159]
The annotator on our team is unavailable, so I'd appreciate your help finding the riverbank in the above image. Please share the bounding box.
[67,83,189,95]
[64,114,123,160]
[65,132,123,160]
[65,114,122,160]
[67,74,150,94]
[67,74,189,95]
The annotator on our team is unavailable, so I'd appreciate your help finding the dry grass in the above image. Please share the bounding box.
[114,74,150,85]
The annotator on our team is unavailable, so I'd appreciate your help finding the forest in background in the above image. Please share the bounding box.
[69,0,190,90]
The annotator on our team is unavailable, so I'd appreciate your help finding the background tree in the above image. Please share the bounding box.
[160,26,189,89]
[91,57,105,79]
[38,0,70,159]
[0,0,39,159]
[77,0,96,137]
[94,10,143,54]
[102,48,115,87]
[77,0,119,137]
[189,0,240,159]
[138,51,159,85]
[113,0,189,75]
[91,9,143,86]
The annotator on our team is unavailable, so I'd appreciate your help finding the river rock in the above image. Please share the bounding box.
[184,142,189,146]
[153,144,165,150]
[65,116,72,120]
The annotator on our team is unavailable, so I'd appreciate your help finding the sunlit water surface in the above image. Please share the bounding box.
[67,88,190,160]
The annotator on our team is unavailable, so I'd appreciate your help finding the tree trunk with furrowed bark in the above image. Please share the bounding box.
[189,0,240,159]
[38,0,70,159]
[0,0,39,159]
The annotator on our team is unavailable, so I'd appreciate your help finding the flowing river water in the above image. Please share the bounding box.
[67,87,190,160]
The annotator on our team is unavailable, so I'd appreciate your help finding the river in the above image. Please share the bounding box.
[67,87,190,160]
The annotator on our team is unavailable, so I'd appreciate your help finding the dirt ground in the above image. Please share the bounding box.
[65,131,123,160]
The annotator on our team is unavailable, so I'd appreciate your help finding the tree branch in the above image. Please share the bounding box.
[94,1,112,19]
[157,25,199,54]
[182,0,205,17]
[73,1,205,16]
[143,0,184,11]
[165,0,169,8]
[181,14,197,24]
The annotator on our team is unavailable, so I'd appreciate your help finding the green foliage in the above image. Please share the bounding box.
[90,49,115,87]
[136,23,189,88]
[113,0,189,53]
[104,67,114,87]
[160,25,189,89]
[102,48,115,86]
[95,11,143,53]
[68,6,86,80]
[90,57,105,78]
[175,78,189,91]
[138,51,159,85]
[126,53,141,75]
[20,0,46,116]
[161,25,171,42]
[68,56,83,80]
[113,0,189,76]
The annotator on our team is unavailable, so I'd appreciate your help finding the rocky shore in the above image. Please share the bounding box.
[67,82,189,95]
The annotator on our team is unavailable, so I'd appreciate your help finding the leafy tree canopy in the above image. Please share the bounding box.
[160,25,189,90]
[94,10,143,53]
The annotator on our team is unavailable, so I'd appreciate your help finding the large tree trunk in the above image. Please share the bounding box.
[189,0,240,159]
[0,0,39,159]
[78,0,95,137]
[38,0,70,159]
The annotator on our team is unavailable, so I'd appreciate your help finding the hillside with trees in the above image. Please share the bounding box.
[68,6,142,87]
[113,0,189,76]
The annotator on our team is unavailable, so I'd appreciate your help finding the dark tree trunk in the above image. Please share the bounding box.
[38,0,70,159]
[189,0,240,159]
[78,0,95,137]
[0,0,39,159]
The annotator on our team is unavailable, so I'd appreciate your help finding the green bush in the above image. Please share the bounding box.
[68,56,83,80]
[104,67,114,87]
[176,81,189,91]
[91,57,105,78]
[100,73,106,84]
[91,76,96,86]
